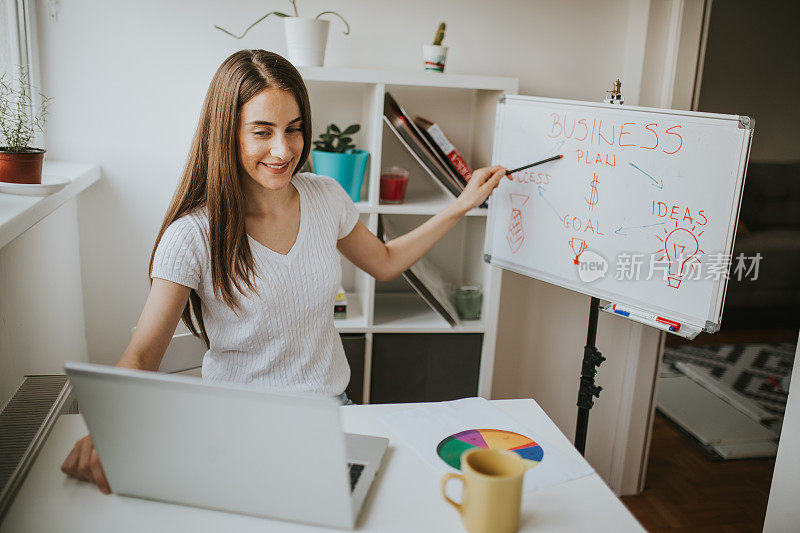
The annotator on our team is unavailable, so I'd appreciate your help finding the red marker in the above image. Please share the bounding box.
[611,304,681,333]
[656,317,681,331]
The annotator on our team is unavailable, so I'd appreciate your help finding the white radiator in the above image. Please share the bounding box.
[0,375,76,522]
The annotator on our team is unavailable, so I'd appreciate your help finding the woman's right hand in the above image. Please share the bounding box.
[454,165,510,213]
[57,279,191,496]
[60,434,111,494]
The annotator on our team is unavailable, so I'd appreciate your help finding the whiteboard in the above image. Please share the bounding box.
[484,95,753,333]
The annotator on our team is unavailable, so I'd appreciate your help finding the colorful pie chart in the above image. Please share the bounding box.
[436,429,544,471]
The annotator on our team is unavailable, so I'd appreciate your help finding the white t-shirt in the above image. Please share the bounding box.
[151,173,359,395]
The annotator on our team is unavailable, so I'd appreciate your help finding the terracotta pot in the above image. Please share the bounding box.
[0,148,46,184]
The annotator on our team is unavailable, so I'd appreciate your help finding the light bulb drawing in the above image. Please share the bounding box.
[657,221,704,289]
[507,193,530,254]
[569,237,587,265]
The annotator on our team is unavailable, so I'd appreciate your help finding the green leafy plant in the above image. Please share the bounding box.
[214,0,350,39]
[0,69,51,152]
[432,22,446,46]
[313,123,359,153]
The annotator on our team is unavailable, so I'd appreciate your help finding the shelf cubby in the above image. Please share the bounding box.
[374,213,491,331]
[305,80,381,203]
[299,67,517,400]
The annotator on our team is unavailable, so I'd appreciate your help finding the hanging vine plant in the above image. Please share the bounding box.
[214,0,350,39]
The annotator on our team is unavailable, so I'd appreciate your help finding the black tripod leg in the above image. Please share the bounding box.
[574,297,606,455]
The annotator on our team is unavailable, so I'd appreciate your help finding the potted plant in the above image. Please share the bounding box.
[214,0,350,67]
[0,70,51,184]
[423,22,448,72]
[311,123,368,202]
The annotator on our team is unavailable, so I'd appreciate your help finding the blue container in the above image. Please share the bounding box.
[311,149,369,202]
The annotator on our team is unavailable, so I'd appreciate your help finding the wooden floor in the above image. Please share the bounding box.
[621,413,776,532]
[621,327,796,531]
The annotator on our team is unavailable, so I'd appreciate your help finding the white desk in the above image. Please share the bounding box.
[1,400,644,532]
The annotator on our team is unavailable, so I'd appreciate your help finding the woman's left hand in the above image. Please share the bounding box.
[455,165,510,213]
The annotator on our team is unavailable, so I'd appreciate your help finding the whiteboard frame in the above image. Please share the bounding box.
[484,94,754,334]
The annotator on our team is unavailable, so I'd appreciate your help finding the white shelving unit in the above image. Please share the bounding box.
[300,67,518,403]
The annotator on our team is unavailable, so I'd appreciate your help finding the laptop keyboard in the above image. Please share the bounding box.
[348,463,365,492]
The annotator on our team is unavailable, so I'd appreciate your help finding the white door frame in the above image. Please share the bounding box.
[608,0,711,495]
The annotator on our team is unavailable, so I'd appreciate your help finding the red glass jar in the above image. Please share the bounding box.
[380,166,409,203]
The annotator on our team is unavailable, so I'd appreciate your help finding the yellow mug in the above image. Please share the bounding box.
[441,448,526,533]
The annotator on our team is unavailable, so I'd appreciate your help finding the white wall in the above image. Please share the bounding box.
[491,274,664,487]
[670,0,704,111]
[36,0,633,367]
[638,0,705,111]
[638,0,673,108]
[763,331,800,532]
[35,0,686,493]
[0,200,89,407]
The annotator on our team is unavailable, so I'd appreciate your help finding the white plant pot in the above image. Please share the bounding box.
[284,18,330,67]
[423,45,448,72]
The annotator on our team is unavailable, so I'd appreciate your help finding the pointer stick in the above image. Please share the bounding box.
[505,154,563,175]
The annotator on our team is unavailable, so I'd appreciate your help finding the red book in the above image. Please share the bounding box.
[384,94,463,198]
[413,116,473,184]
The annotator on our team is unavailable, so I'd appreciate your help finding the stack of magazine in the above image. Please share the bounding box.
[381,93,487,327]
[383,92,480,203]
[379,215,460,327]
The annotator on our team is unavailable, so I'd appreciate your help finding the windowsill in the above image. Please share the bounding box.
[0,161,101,249]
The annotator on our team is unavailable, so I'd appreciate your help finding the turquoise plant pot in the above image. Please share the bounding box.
[312,149,369,202]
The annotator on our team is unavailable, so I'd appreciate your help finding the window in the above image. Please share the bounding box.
[1,0,40,85]
[1,0,17,78]
[1,0,43,146]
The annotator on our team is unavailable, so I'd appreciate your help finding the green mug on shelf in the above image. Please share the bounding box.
[453,283,482,321]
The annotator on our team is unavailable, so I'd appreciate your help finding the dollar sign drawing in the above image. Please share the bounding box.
[585,173,599,211]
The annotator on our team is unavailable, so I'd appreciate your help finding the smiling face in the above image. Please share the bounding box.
[237,88,305,191]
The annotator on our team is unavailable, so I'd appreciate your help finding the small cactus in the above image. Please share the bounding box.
[432,22,446,46]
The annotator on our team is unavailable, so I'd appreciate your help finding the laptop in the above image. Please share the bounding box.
[64,361,389,529]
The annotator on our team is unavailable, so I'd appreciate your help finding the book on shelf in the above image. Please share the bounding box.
[413,115,473,185]
[378,215,460,327]
[383,92,464,199]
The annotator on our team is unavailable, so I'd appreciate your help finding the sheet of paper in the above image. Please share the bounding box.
[379,397,594,492]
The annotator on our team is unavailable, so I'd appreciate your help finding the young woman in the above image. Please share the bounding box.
[61,49,509,493]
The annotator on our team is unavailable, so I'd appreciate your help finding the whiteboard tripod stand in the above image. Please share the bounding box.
[574,296,606,455]
[484,83,753,457]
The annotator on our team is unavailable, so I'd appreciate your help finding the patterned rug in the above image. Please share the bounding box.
[662,343,795,419]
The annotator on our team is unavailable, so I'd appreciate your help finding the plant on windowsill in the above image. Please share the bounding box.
[0,70,51,184]
[311,123,368,202]
[214,0,350,67]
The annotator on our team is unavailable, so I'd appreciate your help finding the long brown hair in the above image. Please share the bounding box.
[149,50,312,348]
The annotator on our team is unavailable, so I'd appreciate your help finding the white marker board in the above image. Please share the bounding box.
[484,95,753,334]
